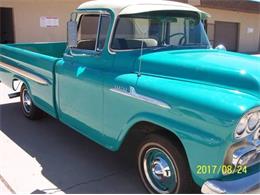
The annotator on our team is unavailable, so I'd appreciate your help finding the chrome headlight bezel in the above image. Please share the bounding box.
[235,107,260,140]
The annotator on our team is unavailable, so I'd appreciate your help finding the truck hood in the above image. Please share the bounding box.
[137,49,260,98]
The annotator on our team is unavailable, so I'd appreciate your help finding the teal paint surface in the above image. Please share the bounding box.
[0,42,65,117]
[9,42,66,58]
[0,7,259,188]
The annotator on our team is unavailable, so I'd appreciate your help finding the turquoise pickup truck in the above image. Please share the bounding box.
[0,0,259,193]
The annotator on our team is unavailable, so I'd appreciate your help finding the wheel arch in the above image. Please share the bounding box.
[117,113,187,153]
[116,115,199,186]
[12,75,31,93]
[118,119,198,185]
[119,121,186,153]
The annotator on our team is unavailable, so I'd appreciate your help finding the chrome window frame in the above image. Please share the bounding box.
[70,10,111,55]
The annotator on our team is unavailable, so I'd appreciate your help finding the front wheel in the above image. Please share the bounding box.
[20,85,44,120]
[137,134,193,193]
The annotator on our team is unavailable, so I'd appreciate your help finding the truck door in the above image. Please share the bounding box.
[56,12,111,142]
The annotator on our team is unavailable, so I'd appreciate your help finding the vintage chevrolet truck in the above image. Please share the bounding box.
[0,0,259,193]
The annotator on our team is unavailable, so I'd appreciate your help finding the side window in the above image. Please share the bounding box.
[78,14,99,50]
[77,13,110,51]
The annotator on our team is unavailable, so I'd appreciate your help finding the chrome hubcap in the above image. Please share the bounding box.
[143,147,178,193]
[22,89,32,113]
[152,157,171,180]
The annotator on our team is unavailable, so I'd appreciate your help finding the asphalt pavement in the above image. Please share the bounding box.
[0,83,146,194]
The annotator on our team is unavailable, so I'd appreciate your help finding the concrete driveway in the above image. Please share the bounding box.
[0,83,146,194]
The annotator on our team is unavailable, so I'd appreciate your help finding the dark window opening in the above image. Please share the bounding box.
[0,7,15,44]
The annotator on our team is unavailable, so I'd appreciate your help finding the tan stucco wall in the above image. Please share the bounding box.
[0,0,87,43]
[200,7,260,53]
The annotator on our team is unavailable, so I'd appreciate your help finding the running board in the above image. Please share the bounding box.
[8,92,20,99]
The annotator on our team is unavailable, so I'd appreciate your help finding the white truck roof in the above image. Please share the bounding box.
[78,0,209,19]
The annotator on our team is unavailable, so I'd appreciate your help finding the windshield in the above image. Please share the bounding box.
[111,11,211,51]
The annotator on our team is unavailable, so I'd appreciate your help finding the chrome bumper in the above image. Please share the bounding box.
[201,172,260,194]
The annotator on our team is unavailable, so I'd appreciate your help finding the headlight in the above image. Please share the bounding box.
[236,117,247,136]
[235,109,260,139]
[248,112,259,131]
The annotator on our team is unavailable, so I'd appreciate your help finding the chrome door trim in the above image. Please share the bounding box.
[0,61,48,85]
[110,86,171,109]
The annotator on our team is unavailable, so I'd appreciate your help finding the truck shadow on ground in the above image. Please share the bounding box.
[0,102,146,193]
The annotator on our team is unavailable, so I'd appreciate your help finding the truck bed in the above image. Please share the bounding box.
[0,42,66,117]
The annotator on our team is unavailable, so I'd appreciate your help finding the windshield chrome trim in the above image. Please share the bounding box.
[108,15,211,53]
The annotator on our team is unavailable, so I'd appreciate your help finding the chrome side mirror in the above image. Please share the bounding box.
[67,21,78,48]
[215,44,226,51]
